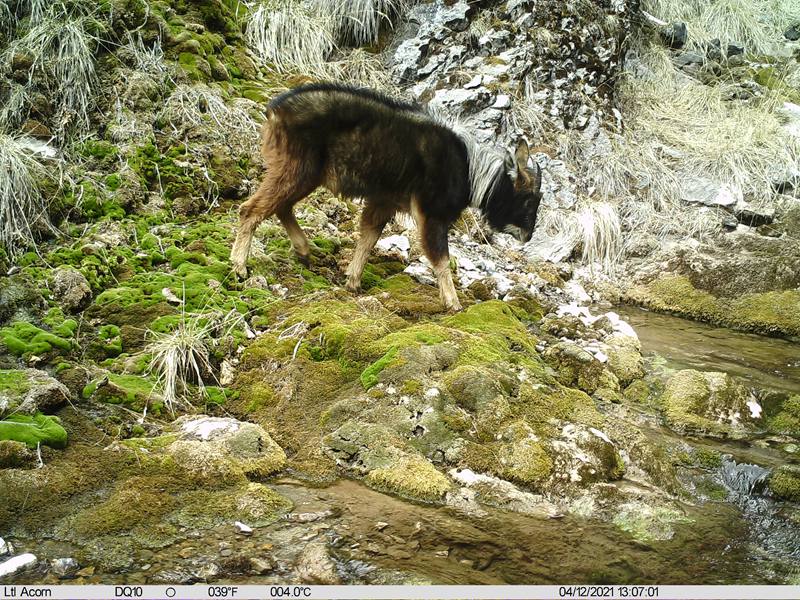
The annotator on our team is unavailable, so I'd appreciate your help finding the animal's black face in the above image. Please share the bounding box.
[487,140,542,243]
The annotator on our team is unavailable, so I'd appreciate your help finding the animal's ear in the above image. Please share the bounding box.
[504,151,517,177]
[514,139,531,188]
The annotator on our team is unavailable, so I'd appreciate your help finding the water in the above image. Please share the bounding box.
[4,308,800,585]
[614,305,800,395]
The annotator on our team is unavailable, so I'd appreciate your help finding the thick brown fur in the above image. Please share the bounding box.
[231,83,542,311]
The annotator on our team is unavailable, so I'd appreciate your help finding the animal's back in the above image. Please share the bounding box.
[265,83,471,212]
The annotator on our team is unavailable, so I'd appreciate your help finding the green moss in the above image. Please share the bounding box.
[77,139,119,163]
[630,275,800,337]
[769,466,800,502]
[360,347,399,390]
[695,447,723,469]
[0,413,68,449]
[205,386,237,405]
[768,395,800,436]
[0,321,75,357]
[364,454,452,502]
[93,324,123,358]
[0,369,31,396]
[71,482,176,536]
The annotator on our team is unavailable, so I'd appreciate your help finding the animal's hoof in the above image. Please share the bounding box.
[446,301,463,312]
[345,280,361,294]
[232,263,248,280]
[296,252,311,267]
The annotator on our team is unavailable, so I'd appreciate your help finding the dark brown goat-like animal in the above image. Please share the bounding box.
[231,83,542,311]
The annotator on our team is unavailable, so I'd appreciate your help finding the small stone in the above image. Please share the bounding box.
[492,94,511,109]
[726,42,744,57]
[51,557,80,579]
[594,351,609,363]
[464,75,483,89]
[250,557,275,575]
[674,52,703,67]
[75,565,95,577]
[162,287,183,305]
[234,521,253,535]
[52,267,92,313]
[295,543,340,584]
[659,22,687,49]
[0,553,37,578]
[220,548,234,557]
[785,24,800,41]
[0,537,11,556]
[375,521,389,531]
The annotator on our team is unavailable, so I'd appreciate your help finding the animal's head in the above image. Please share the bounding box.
[486,140,542,243]
[484,140,542,244]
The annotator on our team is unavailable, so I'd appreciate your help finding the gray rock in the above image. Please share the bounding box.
[659,22,687,49]
[392,37,430,81]
[726,42,745,57]
[52,267,92,313]
[674,52,703,67]
[785,24,800,41]
[681,177,741,207]
[0,369,71,418]
[429,87,492,112]
[51,557,80,578]
[492,94,512,109]
[295,543,340,584]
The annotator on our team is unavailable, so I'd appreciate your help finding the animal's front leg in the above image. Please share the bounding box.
[418,215,461,312]
[345,203,393,293]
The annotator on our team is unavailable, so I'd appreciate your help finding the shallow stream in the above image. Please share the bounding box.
[4,308,800,585]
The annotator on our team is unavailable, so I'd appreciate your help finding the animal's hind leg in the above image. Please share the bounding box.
[231,178,274,279]
[231,156,320,278]
[413,206,461,311]
[345,202,395,293]
[276,205,311,265]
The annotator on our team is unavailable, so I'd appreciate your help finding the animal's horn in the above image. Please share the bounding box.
[532,162,542,194]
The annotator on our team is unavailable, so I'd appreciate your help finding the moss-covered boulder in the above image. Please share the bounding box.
[628,274,800,337]
[0,413,68,449]
[0,439,36,468]
[543,341,604,394]
[769,465,800,502]
[0,369,71,417]
[764,393,800,437]
[604,333,644,386]
[659,369,762,438]
[171,415,287,478]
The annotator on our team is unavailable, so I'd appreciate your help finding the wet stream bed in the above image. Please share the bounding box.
[3,308,800,585]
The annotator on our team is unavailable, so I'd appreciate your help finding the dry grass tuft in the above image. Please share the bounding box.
[642,0,800,54]
[310,0,409,45]
[245,0,335,76]
[0,134,54,257]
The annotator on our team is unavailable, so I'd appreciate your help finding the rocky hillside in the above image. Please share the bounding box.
[0,0,799,584]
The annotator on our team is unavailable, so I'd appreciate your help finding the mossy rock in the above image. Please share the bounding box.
[86,374,161,413]
[543,341,604,394]
[604,334,644,386]
[659,369,760,438]
[628,274,800,337]
[0,369,71,417]
[364,454,453,502]
[769,465,800,502]
[766,394,800,437]
[0,413,68,449]
[0,439,36,468]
